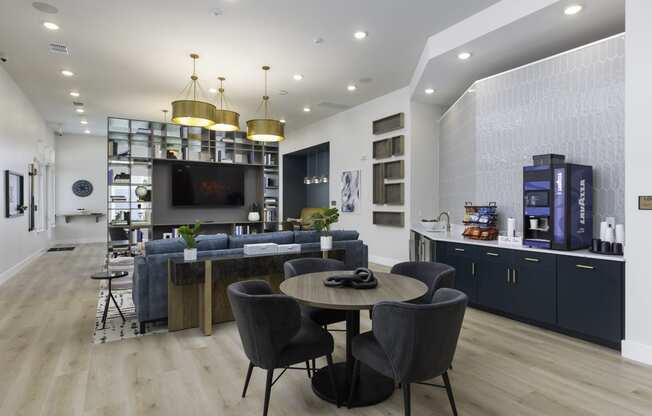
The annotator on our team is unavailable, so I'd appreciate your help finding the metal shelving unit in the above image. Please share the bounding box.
[106,116,280,257]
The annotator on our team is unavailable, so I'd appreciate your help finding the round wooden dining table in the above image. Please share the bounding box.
[280,270,428,408]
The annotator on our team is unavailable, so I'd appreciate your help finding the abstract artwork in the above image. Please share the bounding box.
[341,170,360,213]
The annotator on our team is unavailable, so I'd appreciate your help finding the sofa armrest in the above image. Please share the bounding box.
[132,256,149,321]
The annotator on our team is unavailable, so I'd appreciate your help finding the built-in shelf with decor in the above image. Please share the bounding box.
[106,116,279,256]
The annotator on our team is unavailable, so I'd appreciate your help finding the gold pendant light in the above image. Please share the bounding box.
[246,66,285,142]
[207,77,240,132]
[171,54,217,127]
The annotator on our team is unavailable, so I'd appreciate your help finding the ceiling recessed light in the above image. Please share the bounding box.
[354,31,368,40]
[42,21,59,30]
[564,4,583,15]
[347,84,357,91]
[84,129,91,134]
[61,69,74,77]
[75,108,84,113]
[425,88,435,95]
[32,2,59,14]
[69,91,80,97]
[457,52,472,60]
[303,107,311,113]
[293,74,303,81]
[208,87,217,94]
[80,119,88,125]
[280,119,286,123]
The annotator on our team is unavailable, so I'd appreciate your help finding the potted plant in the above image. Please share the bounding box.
[178,222,200,261]
[248,202,261,222]
[311,207,340,251]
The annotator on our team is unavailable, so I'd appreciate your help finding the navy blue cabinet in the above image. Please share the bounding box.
[477,247,512,313]
[433,239,623,349]
[445,243,479,303]
[557,256,624,345]
[512,252,557,325]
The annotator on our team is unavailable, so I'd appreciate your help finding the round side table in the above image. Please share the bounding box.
[91,271,128,329]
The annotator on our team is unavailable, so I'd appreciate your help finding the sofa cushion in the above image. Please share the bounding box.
[145,238,185,255]
[294,231,320,244]
[331,230,360,241]
[294,230,360,244]
[196,234,228,251]
[228,231,295,249]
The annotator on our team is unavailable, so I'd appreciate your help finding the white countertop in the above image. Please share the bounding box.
[412,223,625,262]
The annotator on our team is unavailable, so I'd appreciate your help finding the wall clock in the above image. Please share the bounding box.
[72,179,93,197]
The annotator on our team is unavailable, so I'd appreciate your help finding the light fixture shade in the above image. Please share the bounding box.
[207,109,240,131]
[246,118,285,142]
[171,99,216,127]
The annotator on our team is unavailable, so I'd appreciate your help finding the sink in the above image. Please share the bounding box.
[421,220,447,232]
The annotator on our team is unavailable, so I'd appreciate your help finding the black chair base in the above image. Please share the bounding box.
[314,361,394,408]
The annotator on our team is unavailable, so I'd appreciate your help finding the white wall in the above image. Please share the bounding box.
[281,88,413,265]
[54,134,107,244]
[622,0,652,366]
[0,65,54,282]
[409,100,441,222]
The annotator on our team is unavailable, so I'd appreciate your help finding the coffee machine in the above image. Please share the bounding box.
[523,154,592,250]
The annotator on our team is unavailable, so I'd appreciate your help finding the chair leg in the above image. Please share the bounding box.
[326,354,340,407]
[305,360,312,378]
[442,371,458,416]
[263,369,274,416]
[403,382,411,416]
[312,358,316,374]
[242,362,254,398]
[347,359,360,409]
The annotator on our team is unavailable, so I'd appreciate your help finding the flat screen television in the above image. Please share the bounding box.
[171,163,245,207]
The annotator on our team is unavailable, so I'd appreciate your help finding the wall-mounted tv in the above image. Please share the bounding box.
[171,163,245,207]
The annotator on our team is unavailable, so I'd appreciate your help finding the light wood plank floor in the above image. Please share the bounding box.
[0,243,651,416]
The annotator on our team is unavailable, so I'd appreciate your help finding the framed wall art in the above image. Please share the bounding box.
[5,170,25,218]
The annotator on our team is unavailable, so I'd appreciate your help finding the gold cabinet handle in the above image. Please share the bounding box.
[455,248,465,252]
[576,264,595,270]
[472,262,476,276]
[486,252,499,257]
[513,269,517,284]
[506,268,511,283]
[524,257,540,262]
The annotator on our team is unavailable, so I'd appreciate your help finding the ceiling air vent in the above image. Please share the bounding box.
[317,102,351,111]
[72,101,84,107]
[48,43,69,55]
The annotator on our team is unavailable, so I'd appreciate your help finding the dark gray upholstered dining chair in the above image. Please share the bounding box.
[227,280,340,416]
[390,261,456,304]
[348,288,468,416]
[284,258,348,327]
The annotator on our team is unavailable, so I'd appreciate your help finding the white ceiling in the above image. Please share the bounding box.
[414,0,625,108]
[0,0,498,135]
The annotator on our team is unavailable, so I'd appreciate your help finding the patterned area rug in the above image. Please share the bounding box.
[92,258,167,344]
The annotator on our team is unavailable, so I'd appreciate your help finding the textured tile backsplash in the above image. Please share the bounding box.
[439,36,625,235]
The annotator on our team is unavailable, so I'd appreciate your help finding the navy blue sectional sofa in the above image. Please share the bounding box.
[133,230,368,326]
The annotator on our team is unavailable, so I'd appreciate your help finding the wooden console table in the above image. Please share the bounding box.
[167,249,345,335]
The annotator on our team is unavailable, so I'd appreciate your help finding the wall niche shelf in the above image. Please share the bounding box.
[372,135,404,159]
[373,211,405,227]
[372,113,404,135]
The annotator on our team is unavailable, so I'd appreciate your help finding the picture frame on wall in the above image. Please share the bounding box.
[5,170,25,218]
[341,170,361,213]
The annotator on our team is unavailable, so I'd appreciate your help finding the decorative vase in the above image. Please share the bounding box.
[184,248,197,262]
[320,235,333,251]
[248,212,261,222]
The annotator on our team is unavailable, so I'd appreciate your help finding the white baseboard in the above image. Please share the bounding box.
[369,255,405,268]
[0,248,47,287]
[622,340,652,366]
[53,237,105,245]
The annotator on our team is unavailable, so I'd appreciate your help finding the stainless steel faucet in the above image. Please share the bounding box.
[436,211,451,231]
